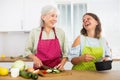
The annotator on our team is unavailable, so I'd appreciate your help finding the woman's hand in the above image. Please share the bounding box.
[71,54,95,65]
[102,57,111,61]
[79,54,96,62]
[55,63,64,70]
[28,54,43,68]
[55,57,67,70]
[33,56,43,68]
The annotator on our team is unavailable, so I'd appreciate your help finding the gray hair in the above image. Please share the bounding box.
[40,5,60,27]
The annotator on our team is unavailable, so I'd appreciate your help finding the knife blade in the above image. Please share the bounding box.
[42,65,52,69]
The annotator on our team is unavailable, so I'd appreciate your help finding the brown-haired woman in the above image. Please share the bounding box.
[68,13,112,70]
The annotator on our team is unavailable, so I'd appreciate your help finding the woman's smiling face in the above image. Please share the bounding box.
[42,10,58,28]
[83,15,98,31]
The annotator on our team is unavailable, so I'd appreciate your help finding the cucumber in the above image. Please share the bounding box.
[31,73,38,80]
[20,70,39,80]
[46,68,64,73]
[53,69,60,73]
[20,70,32,79]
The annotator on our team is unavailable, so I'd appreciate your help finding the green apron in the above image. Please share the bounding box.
[72,37,103,70]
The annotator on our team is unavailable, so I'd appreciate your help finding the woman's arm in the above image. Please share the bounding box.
[102,39,112,61]
[28,54,43,68]
[24,30,35,57]
[24,29,43,68]
[72,36,80,47]
[56,29,68,70]
[71,54,95,65]
[71,36,95,65]
[58,30,68,70]
[71,36,82,65]
[56,57,67,70]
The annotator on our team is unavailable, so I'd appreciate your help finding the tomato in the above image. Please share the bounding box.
[42,70,47,74]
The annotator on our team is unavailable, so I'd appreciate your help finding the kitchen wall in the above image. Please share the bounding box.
[0,33,3,54]
[0,0,120,69]
[0,32,29,57]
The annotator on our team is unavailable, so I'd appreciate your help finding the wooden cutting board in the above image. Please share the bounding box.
[43,70,72,77]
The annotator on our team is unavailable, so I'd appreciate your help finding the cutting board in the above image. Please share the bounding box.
[43,70,72,77]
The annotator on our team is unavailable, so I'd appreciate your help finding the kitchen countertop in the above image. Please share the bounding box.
[0,57,120,62]
[0,57,32,62]
[0,70,119,80]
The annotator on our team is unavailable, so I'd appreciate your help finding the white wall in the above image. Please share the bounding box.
[0,32,29,57]
[70,0,120,59]
[0,33,4,54]
[87,0,120,59]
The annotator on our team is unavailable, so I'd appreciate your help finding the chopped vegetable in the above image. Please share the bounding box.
[53,69,60,73]
[46,69,52,73]
[20,70,32,79]
[42,70,47,74]
[31,73,38,80]
[46,68,64,73]
[27,67,35,73]
[20,70,38,79]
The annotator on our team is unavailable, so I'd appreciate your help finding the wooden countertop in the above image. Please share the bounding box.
[0,70,119,80]
[0,57,120,62]
[0,57,32,62]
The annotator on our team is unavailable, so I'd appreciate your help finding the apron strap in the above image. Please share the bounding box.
[84,37,86,46]
[52,27,57,39]
[39,27,57,40]
[39,27,44,40]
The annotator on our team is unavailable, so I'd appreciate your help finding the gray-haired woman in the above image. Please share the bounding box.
[24,5,68,70]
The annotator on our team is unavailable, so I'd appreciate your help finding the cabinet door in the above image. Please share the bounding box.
[23,0,55,31]
[0,0,23,31]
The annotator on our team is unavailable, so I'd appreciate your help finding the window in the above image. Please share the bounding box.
[57,3,87,45]
[56,2,120,59]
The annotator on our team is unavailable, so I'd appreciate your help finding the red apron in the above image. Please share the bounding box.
[34,27,62,69]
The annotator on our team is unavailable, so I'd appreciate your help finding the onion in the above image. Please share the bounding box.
[27,68,34,72]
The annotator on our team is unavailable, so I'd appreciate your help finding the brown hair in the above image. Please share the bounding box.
[81,13,102,39]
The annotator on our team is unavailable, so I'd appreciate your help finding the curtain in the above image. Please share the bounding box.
[57,3,87,46]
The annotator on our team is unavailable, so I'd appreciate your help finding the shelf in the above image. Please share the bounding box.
[0,57,32,62]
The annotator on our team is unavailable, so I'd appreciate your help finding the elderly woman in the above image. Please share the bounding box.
[24,5,68,70]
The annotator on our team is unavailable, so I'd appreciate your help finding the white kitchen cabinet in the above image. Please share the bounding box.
[22,0,55,31]
[22,0,42,31]
[0,0,23,31]
[112,61,120,70]
[0,0,55,31]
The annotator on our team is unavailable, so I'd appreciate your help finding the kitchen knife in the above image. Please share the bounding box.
[42,65,52,69]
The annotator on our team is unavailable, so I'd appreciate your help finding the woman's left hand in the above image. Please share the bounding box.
[55,63,64,70]
[55,57,67,70]
[102,57,111,61]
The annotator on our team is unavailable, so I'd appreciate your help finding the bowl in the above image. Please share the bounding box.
[95,60,112,71]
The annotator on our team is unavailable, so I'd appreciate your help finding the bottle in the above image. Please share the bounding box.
[1,54,6,58]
